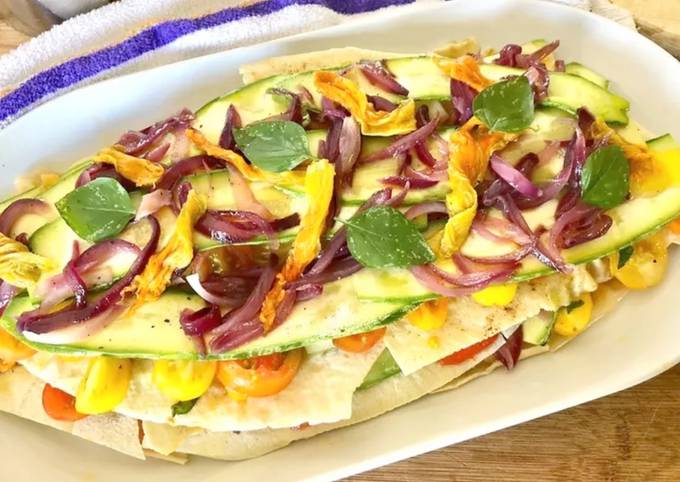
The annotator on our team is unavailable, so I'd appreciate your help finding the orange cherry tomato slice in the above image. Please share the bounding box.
[217,348,305,398]
[439,334,499,366]
[42,384,88,422]
[333,327,386,353]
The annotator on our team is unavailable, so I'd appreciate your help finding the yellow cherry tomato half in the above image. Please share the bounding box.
[152,360,217,401]
[471,283,518,307]
[614,232,668,289]
[0,327,34,365]
[553,292,593,337]
[217,349,304,398]
[333,327,387,353]
[75,357,131,415]
[408,298,449,331]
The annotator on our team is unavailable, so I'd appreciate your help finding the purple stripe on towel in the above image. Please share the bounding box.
[0,0,413,124]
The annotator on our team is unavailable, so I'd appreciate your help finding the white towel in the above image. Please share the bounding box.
[0,0,634,128]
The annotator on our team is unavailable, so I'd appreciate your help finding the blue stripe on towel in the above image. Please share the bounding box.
[0,0,413,124]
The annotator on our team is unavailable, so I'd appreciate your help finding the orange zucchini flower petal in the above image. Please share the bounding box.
[259,159,335,332]
[441,119,517,256]
[95,147,165,187]
[434,54,493,92]
[186,129,306,186]
[313,71,416,136]
[126,189,207,310]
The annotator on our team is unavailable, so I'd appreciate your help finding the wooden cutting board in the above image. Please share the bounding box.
[612,0,680,57]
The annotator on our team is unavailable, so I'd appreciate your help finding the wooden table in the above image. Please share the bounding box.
[1,9,680,482]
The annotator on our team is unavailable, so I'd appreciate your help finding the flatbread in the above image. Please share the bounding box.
[239,47,412,84]
[20,344,383,432]
[0,366,145,459]
[153,337,504,459]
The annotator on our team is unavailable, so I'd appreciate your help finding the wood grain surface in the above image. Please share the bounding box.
[1,6,679,482]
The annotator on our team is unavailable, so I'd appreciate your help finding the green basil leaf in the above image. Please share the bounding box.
[472,76,535,133]
[56,177,135,243]
[565,300,584,313]
[618,245,634,269]
[171,398,198,416]
[345,206,435,268]
[234,120,311,172]
[580,145,630,209]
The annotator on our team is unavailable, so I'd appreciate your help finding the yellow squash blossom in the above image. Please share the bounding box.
[186,129,306,186]
[592,119,680,196]
[434,54,493,92]
[0,232,54,289]
[259,159,335,332]
[408,298,449,331]
[313,71,416,136]
[126,190,207,309]
[0,327,34,373]
[441,119,517,255]
[95,147,165,187]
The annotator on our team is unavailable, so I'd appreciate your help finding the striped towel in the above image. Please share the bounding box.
[0,0,633,128]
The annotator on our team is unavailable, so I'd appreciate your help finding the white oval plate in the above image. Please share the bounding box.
[1,1,679,481]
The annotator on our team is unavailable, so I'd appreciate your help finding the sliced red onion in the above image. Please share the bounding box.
[136,189,172,220]
[0,281,19,317]
[381,176,437,189]
[295,284,323,301]
[209,317,263,354]
[180,304,222,337]
[0,199,52,237]
[537,141,562,165]
[22,305,125,345]
[155,155,224,191]
[490,154,542,198]
[18,216,160,336]
[35,239,140,309]
[367,95,397,112]
[495,44,522,66]
[265,88,303,124]
[272,289,298,329]
[513,125,585,210]
[549,201,612,250]
[494,325,524,370]
[404,201,447,220]
[321,117,343,164]
[336,117,362,188]
[168,128,191,163]
[494,195,566,272]
[289,257,363,289]
[450,79,477,125]
[410,264,512,297]
[75,162,134,190]
[116,109,194,156]
[359,62,409,96]
[424,261,515,288]
[219,105,242,150]
[186,272,261,308]
[363,118,439,163]
[525,63,550,103]
[196,210,278,246]
[464,244,534,265]
[471,212,532,245]
[270,213,300,231]
[144,143,170,163]
[495,41,560,69]
[208,256,277,334]
[63,243,87,308]
[208,255,277,353]
[321,96,348,120]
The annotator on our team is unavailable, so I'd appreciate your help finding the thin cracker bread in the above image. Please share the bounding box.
[239,47,412,84]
